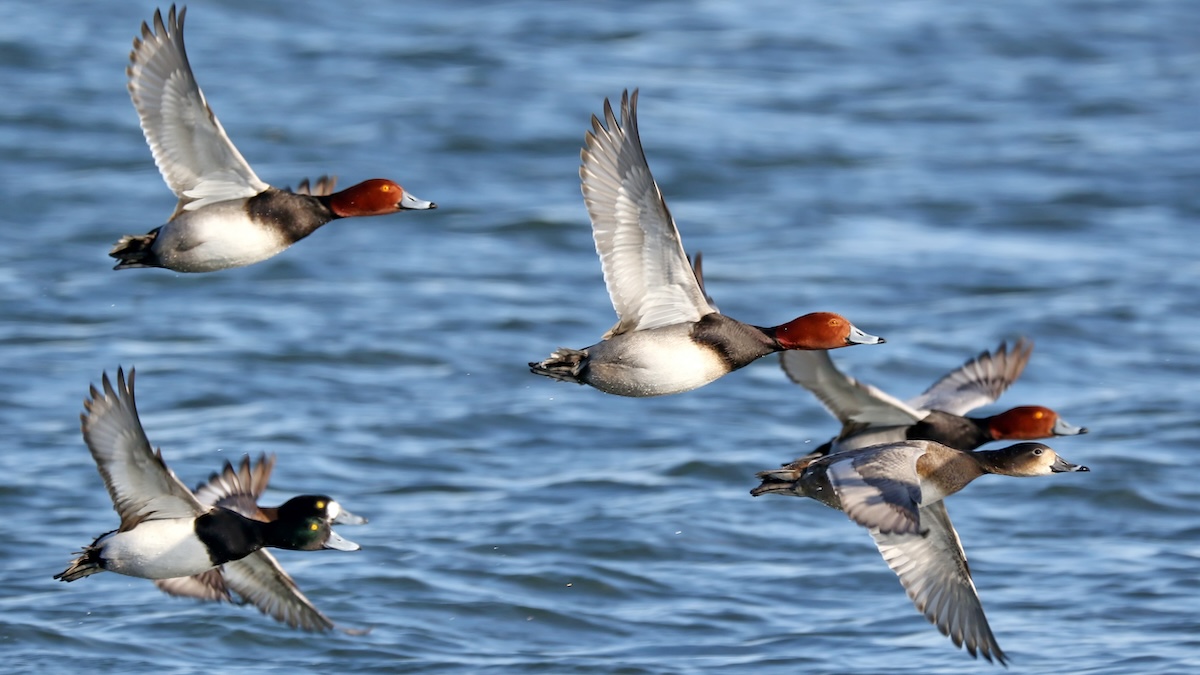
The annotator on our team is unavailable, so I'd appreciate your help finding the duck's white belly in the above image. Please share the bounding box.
[585,330,730,397]
[154,205,289,272]
[98,519,217,579]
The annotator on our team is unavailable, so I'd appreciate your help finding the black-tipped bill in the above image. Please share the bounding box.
[400,192,436,210]
[847,325,885,345]
[1050,456,1089,473]
[1053,417,1088,436]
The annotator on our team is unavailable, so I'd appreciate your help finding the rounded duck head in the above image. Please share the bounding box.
[328,179,437,217]
[987,442,1089,476]
[276,494,367,526]
[988,405,1089,440]
[271,495,361,551]
[774,311,885,350]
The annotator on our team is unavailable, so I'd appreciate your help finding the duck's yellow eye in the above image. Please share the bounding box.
[1034,411,1045,419]
[310,522,319,531]
[380,184,391,192]
[316,500,326,510]
[828,318,842,327]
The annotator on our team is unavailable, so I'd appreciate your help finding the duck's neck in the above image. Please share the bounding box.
[259,518,317,551]
[314,194,344,221]
[195,509,266,565]
[968,448,1014,475]
[752,324,784,350]
[691,315,778,368]
[915,446,988,501]
[245,188,338,240]
[910,411,994,451]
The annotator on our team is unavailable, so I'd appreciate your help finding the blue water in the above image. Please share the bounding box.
[1,0,1198,672]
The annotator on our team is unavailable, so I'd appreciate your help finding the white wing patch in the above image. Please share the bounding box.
[127,7,268,214]
[80,369,205,527]
[582,90,715,336]
[222,553,336,632]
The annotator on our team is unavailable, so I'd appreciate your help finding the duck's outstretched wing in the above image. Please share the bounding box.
[221,552,336,632]
[192,453,276,520]
[127,6,268,214]
[581,90,716,338]
[154,568,231,602]
[870,501,1007,666]
[907,339,1033,416]
[824,441,929,535]
[81,368,204,527]
[153,549,335,632]
[782,350,926,428]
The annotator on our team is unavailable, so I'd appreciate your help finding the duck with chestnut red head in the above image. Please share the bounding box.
[55,368,364,632]
[109,6,435,273]
[528,90,882,397]
[770,338,1088,474]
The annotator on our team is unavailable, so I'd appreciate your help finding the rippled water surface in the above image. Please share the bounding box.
[2,1,1198,673]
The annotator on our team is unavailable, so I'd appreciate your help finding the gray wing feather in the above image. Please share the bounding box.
[870,501,1007,665]
[288,175,338,197]
[825,443,926,535]
[221,553,336,632]
[781,351,926,427]
[907,339,1033,416]
[127,6,268,213]
[80,368,204,527]
[154,568,231,602]
[581,90,715,336]
[193,453,275,519]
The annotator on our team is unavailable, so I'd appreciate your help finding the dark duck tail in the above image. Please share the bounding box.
[109,229,162,270]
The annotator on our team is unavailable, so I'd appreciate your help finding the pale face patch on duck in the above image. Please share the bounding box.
[323,500,340,522]
[1021,443,1057,475]
[328,499,368,525]
[986,442,1088,476]
[1028,445,1090,475]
